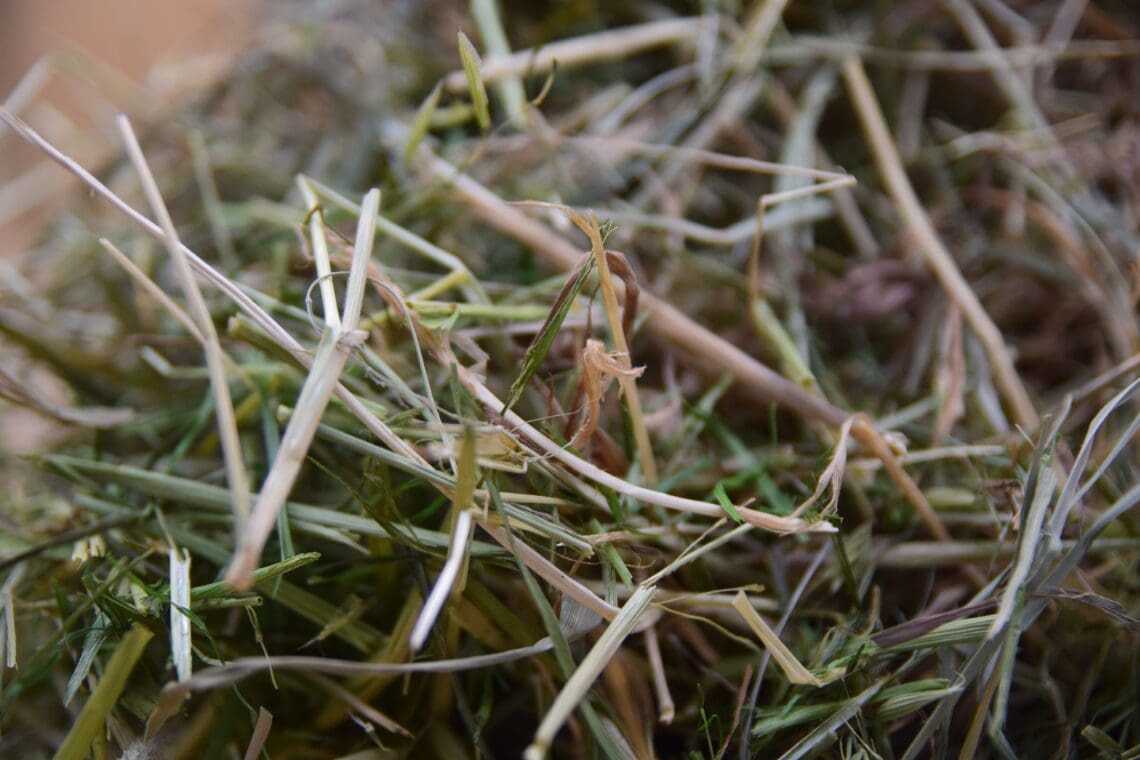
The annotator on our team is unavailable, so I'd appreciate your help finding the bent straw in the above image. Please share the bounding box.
[457,365,834,535]
[225,189,380,590]
[407,139,958,545]
[116,115,252,536]
[409,141,847,427]
[841,56,1038,431]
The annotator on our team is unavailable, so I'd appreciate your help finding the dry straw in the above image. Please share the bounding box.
[1,1,1138,757]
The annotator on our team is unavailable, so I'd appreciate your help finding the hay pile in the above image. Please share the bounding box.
[1,1,1138,757]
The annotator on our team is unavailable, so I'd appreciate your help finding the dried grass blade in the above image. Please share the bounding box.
[224,190,378,589]
[524,585,656,760]
[154,630,576,709]
[1,564,24,670]
[732,591,829,687]
[341,189,380,331]
[790,416,853,519]
[97,239,204,343]
[410,505,475,649]
[644,625,675,724]
[117,114,252,538]
[297,177,341,331]
[169,548,192,682]
[307,673,412,737]
[840,57,1038,430]
[226,332,354,588]
[242,707,273,760]
[479,520,619,622]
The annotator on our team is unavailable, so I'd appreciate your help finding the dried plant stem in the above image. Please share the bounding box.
[942,0,1059,144]
[579,212,657,484]
[242,708,273,760]
[478,521,620,622]
[412,143,846,427]
[414,142,954,542]
[0,107,425,473]
[307,673,411,737]
[225,189,381,590]
[410,510,473,651]
[458,365,832,535]
[442,18,703,92]
[644,625,675,724]
[117,116,252,534]
[97,239,205,345]
[297,179,342,332]
[524,585,656,760]
[852,417,948,542]
[840,57,1039,431]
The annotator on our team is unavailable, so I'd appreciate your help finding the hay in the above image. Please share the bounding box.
[1,1,1138,757]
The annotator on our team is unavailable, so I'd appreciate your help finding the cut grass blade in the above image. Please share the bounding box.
[117,114,253,543]
[841,56,1038,430]
[410,461,475,649]
[242,707,273,760]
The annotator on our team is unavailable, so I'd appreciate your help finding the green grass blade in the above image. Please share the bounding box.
[713,482,745,523]
[53,623,153,760]
[502,255,594,414]
[457,32,491,130]
[405,81,443,160]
